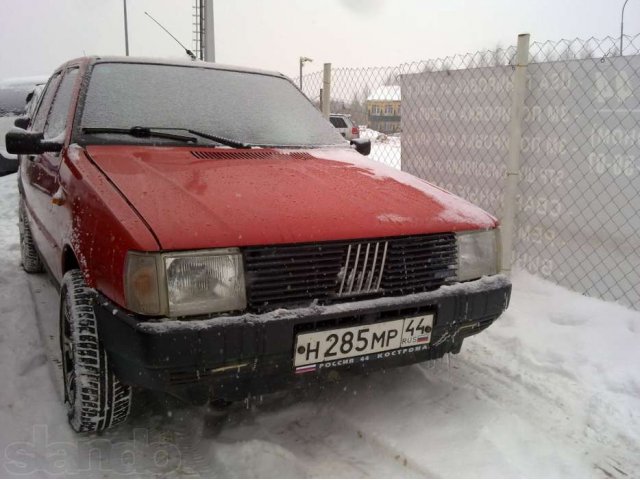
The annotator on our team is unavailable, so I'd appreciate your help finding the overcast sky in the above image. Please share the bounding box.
[1,0,639,80]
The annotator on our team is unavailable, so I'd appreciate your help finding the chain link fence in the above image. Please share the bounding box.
[298,33,640,310]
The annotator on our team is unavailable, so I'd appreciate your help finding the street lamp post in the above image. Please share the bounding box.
[620,0,631,55]
[299,56,313,90]
[204,0,215,62]
[124,0,129,56]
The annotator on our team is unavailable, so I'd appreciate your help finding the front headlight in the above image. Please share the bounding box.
[165,251,246,316]
[125,249,246,317]
[456,229,499,281]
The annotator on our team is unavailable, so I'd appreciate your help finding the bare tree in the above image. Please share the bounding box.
[492,44,504,66]
[421,61,435,73]
[382,70,399,86]
[349,93,367,125]
[579,44,595,59]
[558,42,575,61]
[360,84,371,103]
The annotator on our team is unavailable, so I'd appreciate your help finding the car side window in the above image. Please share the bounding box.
[330,117,347,128]
[44,68,79,140]
[30,73,62,132]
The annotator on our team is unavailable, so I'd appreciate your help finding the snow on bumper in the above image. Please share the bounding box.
[95,275,511,399]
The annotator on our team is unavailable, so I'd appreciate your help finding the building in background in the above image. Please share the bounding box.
[366,85,401,134]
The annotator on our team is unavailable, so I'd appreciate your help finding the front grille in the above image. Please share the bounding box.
[337,241,388,297]
[382,234,458,294]
[244,233,457,312]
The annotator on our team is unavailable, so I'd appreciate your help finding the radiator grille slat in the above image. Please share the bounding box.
[337,241,387,297]
[375,242,389,291]
[244,233,457,312]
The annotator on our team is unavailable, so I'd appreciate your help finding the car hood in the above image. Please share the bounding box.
[84,145,497,250]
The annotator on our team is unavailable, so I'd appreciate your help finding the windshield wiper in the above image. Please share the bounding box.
[145,127,252,149]
[83,126,252,149]
[186,129,251,149]
[82,127,252,148]
[82,126,198,143]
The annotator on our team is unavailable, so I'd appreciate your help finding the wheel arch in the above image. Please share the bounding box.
[62,245,80,275]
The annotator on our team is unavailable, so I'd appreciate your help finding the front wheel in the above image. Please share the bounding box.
[60,270,132,433]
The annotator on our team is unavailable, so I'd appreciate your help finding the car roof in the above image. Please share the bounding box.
[58,56,288,80]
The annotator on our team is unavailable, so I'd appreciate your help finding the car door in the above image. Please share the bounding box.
[21,72,61,269]
[22,67,79,278]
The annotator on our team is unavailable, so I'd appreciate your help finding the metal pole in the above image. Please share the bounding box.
[298,57,312,91]
[199,0,205,60]
[124,0,129,56]
[500,33,530,276]
[322,63,331,119]
[621,0,630,55]
[204,0,215,62]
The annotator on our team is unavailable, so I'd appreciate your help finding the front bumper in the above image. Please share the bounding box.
[95,275,511,402]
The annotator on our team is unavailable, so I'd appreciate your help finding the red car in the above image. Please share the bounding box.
[7,57,510,433]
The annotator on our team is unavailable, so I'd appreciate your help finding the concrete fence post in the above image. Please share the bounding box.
[500,33,530,276]
[204,0,215,62]
[322,63,331,119]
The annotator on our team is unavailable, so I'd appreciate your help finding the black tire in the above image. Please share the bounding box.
[60,270,132,433]
[18,199,44,273]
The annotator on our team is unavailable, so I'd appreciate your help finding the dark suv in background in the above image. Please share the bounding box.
[0,76,47,175]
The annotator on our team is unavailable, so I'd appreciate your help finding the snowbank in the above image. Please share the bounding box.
[0,173,638,477]
[362,127,401,170]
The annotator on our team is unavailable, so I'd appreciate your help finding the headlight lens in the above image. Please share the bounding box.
[124,249,246,317]
[456,229,499,281]
[165,252,246,316]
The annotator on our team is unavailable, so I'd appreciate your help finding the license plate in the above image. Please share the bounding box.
[293,314,434,368]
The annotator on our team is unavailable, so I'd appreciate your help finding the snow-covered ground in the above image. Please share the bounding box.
[363,127,401,170]
[1,172,639,478]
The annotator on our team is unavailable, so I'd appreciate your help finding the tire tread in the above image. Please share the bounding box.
[62,270,132,433]
[18,200,44,273]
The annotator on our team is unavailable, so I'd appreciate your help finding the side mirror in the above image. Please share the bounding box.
[5,130,63,155]
[14,116,30,129]
[350,138,371,156]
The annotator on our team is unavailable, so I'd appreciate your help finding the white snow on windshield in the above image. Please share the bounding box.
[81,63,346,147]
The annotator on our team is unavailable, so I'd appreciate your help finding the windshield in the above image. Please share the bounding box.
[80,63,346,147]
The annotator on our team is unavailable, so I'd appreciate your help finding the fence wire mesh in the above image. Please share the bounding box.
[298,33,640,310]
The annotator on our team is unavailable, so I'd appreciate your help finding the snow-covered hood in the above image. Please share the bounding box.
[84,145,497,250]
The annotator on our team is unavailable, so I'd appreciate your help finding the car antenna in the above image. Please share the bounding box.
[144,11,197,61]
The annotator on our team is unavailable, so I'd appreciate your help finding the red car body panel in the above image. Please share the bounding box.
[23,145,160,306]
[62,146,160,305]
[84,145,497,252]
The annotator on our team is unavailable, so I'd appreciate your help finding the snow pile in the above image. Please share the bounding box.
[359,126,381,141]
[0,172,638,477]
[362,127,401,170]
[0,175,78,476]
